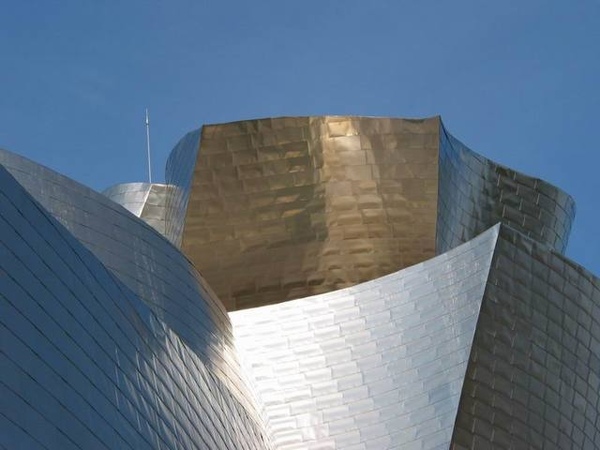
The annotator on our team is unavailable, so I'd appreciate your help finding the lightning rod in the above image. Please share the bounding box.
[145,108,153,183]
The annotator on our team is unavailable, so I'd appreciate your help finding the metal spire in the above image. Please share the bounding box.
[145,108,152,183]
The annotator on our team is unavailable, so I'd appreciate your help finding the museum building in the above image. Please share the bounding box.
[1,116,598,449]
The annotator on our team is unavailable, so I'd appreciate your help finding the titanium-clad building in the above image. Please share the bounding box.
[1,116,598,449]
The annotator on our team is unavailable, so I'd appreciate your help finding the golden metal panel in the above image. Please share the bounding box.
[182,116,440,310]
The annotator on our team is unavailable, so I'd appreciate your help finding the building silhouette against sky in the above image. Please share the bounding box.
[1,116,598,449]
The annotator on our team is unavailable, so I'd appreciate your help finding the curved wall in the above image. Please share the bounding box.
[164,129,202,247]
[451,225,600,449]
[2,113,597,450]
[231,225,499,449]
[182,116,440,310]
[0,162,271,449]
[103,182,178,241]
[231,221,600,450]
[436,122,575,255]
[103,182,154,216]
[176,116,576,311]
[0,149,258,418]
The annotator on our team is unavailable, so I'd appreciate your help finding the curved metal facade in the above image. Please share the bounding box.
[451,225,600,449]
[102,182,178,241]
[1,115,598,450]
[0,150,271,450]
[0,150,237,384]
[182,117,440,310]
[164,128,203,247]
[178,116,576,311]
[436,124,575,255]
[231,225,500,449]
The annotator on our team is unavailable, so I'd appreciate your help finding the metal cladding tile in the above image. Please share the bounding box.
[2,114,595,450]
[169,117,576,312]
[163,128,202,247]
[451,224,600,449]
[0,163,272,449]
[182,116,441,310]
[103,182,179,241]
[231,224,500,450]
[0,148,242,393]
[436,122,575,256]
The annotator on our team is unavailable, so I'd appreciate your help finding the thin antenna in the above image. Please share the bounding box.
[145,108,153,183]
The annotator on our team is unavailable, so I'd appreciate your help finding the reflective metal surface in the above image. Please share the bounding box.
[0,150,235,382]
[231,225,500,449]
[164,128,203,247]
[1,114,598,450]
[179,116,576,311]
[103,182,178,240]
[103,182,154,216]
[0,149,271,450]
[451,225,600,450]
[436,124,575,255]
[183,116,440,310]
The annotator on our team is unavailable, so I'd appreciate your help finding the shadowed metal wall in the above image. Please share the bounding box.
[182,116,440,310]
[451,226,600,449]
[164,129,203,247]
[436,123,575,255]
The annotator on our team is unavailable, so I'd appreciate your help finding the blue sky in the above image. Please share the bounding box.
[1,0,598,274]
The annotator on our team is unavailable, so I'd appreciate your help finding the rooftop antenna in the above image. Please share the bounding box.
[145,108,153,183]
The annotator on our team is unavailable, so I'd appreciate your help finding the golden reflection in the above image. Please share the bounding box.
[182,116,440,310]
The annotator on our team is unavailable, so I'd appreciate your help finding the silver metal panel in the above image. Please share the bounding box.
[103,182,178,239]
[0,149,239,395]
[0,161,271,449]
[451,225,600,450]
[436,122,575,255]
[164,129,202,247]
[1,114,597,450]
[231,225,500,449]
[103,182,152,216]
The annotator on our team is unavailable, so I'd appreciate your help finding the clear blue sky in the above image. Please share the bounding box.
[1,1,598,274]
